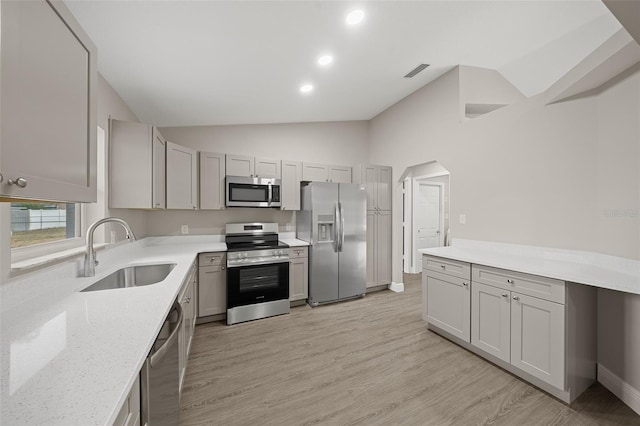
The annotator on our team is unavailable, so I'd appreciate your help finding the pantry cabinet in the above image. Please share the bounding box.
[199,152,225,210]
[289,247,308,301]
[110,119,166,209]
[366,210,392,287]
[198,253,227,317]
[0,0,97,202]
[281,160,302,210]
[166,142,198,210]
[358,164,392,288]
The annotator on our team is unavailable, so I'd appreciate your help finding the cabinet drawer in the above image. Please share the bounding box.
[199,252,225,266]
[289,246,308,258]
[472,265,565,304]
[423,256,470,280]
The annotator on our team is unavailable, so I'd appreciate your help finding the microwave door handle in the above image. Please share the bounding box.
[268,183,272,206]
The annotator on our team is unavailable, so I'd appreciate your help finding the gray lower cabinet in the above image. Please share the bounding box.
[423,255,596,403]
[178,263,198,396]
[0,0,97,202]
[366,209,392,288]
[198,252,227,317]
[289,247,308,301]
[113,375,141,426]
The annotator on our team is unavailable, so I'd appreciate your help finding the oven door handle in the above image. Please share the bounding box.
[227,258,290,268]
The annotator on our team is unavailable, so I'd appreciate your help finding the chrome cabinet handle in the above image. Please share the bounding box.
[512,295,520,301]
[502,293,508,298]
[507,279,514,284]
[440,264,446,269]
[8,177,27,188]
[221,266,226,270]
[0,173,3,183]
[462,282,468,287]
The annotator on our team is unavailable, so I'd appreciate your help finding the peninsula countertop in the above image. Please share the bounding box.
[419,240,640,295]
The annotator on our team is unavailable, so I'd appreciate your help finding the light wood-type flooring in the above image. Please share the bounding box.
[180,274,639,425]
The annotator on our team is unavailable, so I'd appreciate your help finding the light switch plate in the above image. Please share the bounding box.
[459,214,466,225]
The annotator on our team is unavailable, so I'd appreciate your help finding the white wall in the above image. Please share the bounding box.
[147,121,369,236]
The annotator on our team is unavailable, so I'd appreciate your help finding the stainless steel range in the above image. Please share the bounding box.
[225,223,290,325]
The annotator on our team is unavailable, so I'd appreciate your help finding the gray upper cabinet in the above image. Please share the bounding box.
[281,160,302,210]
[356,164,392,211]
[302,163,353,183]
[110,119,166,209]
[225,154,254,177]
[0,0,97,202]
[225,155,281,178]
[166,142,198,210]
[199,152,225,210]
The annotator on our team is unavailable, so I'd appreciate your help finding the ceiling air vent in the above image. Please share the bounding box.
[404,64,430,78]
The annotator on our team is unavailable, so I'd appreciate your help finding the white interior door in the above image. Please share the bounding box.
[413,182,443,271]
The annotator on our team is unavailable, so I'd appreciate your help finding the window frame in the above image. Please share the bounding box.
[10,203,85,263]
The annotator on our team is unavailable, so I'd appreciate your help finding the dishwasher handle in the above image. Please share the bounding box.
[150,302,183,368]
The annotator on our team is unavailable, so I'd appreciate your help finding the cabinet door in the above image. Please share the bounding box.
[329,166,352,183]
[255,157,281,178]
[151,128,166,209]
[471,282,511,362]
[511,293,565,389]
[362,166,378,210]
[366,211,376,288]
[375,211,392,285]
[425,270,471,342]
[0,0,97,202]
[289,257,308,301]
[199,152,225,210]
[109,120,154,209]
[302,163,329,182]
[226,154,253,177]
[377,166,392,211]
[281,160,302,210]
[166,142,198,210]
[198,264,227,316]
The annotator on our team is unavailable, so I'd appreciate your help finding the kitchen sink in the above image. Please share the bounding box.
[81,263,177,292]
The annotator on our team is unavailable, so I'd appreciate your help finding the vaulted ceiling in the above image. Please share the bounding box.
[65,0,623,126]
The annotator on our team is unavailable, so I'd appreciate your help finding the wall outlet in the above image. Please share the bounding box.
[286,223,292,231]
[459,214,466,225]
[181,225,189,235]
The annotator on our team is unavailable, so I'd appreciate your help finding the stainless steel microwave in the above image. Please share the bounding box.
[225,176,281,208]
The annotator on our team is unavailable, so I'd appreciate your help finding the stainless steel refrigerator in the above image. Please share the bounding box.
[297,182,367,306]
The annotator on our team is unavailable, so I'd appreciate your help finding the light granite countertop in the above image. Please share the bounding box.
[0,234,307,425]
[419,239,640,295]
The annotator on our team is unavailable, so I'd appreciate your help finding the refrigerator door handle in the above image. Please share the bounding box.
[339,202,345,252]
[333,203,340,253]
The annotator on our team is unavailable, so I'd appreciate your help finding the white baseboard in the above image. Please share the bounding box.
[388,282,404,293]
[598,363,640,415]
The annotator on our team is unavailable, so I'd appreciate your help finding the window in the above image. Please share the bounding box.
[10,202,81,248]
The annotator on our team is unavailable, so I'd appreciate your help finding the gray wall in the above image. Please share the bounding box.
[147,121,369,236]
[368,64,640,393]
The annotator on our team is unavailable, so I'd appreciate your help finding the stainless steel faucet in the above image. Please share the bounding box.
[84,217,136,277]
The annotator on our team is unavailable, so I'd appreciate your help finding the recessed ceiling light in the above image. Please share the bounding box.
[346,9,364,26]
[300,84,314,94]
[317,55,333,66]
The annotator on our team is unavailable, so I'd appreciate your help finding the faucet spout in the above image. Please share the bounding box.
[84,217,137,277]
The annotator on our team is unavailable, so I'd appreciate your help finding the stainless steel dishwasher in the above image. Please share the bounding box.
[141,302,183,426]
